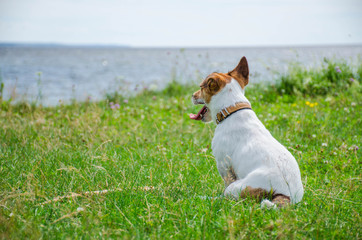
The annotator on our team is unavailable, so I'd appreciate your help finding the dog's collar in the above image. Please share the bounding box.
[216,102,252,124]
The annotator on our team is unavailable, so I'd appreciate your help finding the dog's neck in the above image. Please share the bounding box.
[208,79,251,124]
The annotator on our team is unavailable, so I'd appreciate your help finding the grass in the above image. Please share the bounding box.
[0,61,361,239]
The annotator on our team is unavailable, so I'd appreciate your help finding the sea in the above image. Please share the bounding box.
[0,45,361,105]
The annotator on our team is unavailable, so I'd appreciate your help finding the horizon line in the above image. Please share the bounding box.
[1,41,362,49]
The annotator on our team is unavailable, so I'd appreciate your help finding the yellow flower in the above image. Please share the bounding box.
[306,102,318,107]
[292,103,297,107]
[297,121,300,124]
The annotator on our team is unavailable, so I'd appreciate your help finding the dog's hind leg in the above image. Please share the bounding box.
[239,186,271,202]
[224,180,271,201]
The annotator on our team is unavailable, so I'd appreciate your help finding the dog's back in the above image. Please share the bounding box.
[212,108,304,204]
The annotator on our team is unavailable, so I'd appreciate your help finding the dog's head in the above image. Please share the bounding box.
[190,56,249,123]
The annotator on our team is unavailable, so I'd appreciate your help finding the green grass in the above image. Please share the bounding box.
[0,62,361,239]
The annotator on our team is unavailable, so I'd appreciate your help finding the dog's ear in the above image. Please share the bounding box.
[228,56,249,88]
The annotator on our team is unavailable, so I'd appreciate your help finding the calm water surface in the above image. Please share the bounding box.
[0,46,361,105]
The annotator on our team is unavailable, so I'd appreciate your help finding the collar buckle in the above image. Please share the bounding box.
[216,102,252,125]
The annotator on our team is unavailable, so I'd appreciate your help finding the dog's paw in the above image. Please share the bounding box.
[261,199,277,209]
[223,187,240,200]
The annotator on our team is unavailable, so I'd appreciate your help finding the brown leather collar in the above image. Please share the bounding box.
[216,102,252,124]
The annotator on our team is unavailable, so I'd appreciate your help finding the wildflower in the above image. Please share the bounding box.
[149,84,158,91]
[123,99,129,104]
[312,134,316,138]
[322,143,328,147]
[349,145,359,151]
[143,186,155,191]
[152,96,157,101]
[110,102,120,109]
[351,102,356,107]
[335,66,341,73]
[77,207,84,212]
[306,101,318,107]
[291,103,297,107]
[350,78,355,82]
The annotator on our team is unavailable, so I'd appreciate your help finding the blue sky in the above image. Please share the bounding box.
[0,0,361,47]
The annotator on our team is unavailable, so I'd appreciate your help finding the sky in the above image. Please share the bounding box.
[0,0,361,47]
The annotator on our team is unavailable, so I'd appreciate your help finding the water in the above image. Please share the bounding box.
[0,45,361,105]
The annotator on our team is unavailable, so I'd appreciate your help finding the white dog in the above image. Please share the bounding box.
[190,57,303,207]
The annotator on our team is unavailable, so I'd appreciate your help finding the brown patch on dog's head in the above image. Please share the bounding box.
[195,72,232,103]
[192,57,250,104]
[228,56,249,89]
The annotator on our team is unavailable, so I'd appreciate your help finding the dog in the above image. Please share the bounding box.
[190,57,303,207]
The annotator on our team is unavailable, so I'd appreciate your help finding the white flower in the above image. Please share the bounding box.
[322,143,328,147]
[149,84,158,91]
[77,207,84,212]
[312,134,316,138]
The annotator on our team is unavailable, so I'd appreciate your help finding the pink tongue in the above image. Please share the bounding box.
[189,105,207,120]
